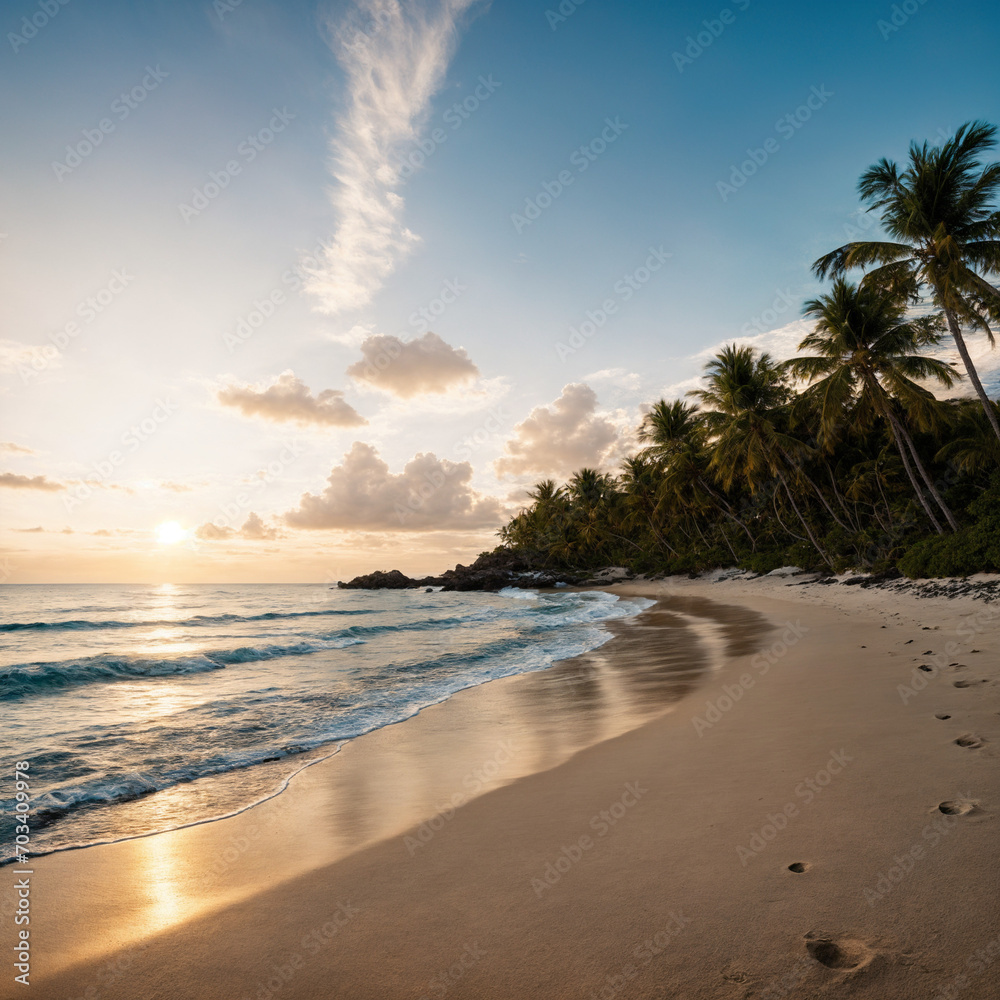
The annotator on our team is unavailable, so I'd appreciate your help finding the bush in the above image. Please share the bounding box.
[898,478,1000,578]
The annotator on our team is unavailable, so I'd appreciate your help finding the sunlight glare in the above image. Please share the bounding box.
[155,521,188,545]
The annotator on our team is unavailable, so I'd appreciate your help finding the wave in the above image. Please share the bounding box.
[0,636,365,700]
[2,592,652,702]
[0,606,379,633]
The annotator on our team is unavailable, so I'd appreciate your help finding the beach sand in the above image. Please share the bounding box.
[5,576,999,999]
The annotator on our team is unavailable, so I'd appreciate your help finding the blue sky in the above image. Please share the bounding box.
[3,0,999,581]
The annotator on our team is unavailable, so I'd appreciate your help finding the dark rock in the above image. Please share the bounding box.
[339,548,587,592]
[337,569,418,590]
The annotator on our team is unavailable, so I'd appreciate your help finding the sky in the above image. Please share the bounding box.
[2,0,999,583]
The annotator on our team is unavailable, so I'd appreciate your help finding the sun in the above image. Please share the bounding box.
[155,521,188,545]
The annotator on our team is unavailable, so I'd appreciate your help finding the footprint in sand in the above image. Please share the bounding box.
[954,734,986,749]
[804,933,871,970]
[954,679,987,688]
[935,713,951,720]
[938,800,977,816]
[788,862,810,873]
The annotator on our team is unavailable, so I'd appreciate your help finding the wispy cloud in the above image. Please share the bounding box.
[0,472,63,491]
[306,0,480,314]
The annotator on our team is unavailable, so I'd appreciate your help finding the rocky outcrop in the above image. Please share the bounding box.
[337,550,587,591]
[337,569,419,590]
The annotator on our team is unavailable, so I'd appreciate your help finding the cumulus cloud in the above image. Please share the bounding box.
[195,512,282,542]
[346,332,479,397]
[494,383,621,479]
[284,441,504,530]
[217,371,366,427]
[0,472,63,491]
[305,0,479,314]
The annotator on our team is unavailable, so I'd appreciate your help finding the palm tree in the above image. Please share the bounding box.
[564,469,618,563]
[638,398,756,549]
[783,279,961,533]
[813,121,1000,444]
[690,344,831,567]
[619,454,677,555]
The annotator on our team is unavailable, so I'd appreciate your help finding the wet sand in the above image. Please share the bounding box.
[4,576,999,999]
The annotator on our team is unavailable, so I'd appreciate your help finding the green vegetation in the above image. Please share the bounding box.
[497,123,1000,580]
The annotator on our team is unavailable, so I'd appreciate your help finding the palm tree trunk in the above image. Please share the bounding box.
[944,306,1000,445]
[874,468,894,530]
[777,448,851,532]
[718,523,739,561]
[883,413,945,533]
[697,476,757,548]
[645,515,677,555]
[825,460,859,531]
[805,474,851,531]
[777,471,834,569]
[887,411,959,532]
[771,492,809,543]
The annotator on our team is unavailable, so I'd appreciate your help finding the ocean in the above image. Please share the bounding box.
[0,583,654,862]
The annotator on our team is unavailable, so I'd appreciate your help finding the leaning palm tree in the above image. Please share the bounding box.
[813,121,1000,444]
[782,279,961,534]
[690,344,831,567]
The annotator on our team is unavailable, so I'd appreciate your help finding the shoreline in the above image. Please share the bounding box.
[6,589,743,983]
[7,575,999,999]
[3,588,658,868]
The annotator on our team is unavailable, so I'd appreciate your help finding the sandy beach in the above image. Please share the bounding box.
[6,574,999,1000]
